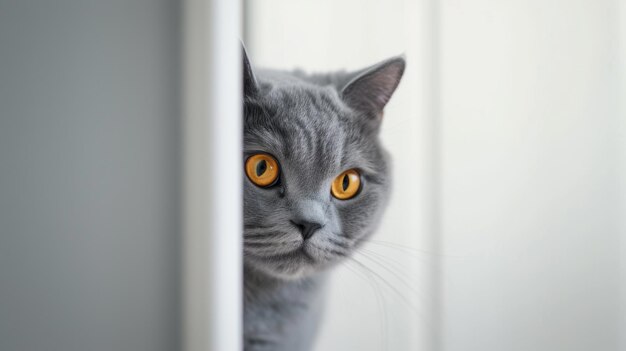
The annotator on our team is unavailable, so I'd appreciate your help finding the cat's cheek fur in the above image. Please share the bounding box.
[339,189,389,242]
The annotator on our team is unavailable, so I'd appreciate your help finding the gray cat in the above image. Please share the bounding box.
[242,47,405,351]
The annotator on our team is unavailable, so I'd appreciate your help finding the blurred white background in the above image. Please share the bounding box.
[245,0,626,350]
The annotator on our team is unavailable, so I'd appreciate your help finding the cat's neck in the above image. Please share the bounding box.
[243,264,328,350]
[243,264,326,303]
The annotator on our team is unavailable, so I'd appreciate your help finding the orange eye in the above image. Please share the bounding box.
[245,153,280,187]
[331,169,361,200]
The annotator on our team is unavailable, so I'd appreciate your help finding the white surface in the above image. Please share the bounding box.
[439,1,623,350]
[246,0,624,350]
[618,2,626,350]
[183,1,242,350]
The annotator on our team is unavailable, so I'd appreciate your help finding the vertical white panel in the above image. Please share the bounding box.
[183,0,242,351]
[420,0,443,349]
[618,1,626,349]
[439,0,622,350]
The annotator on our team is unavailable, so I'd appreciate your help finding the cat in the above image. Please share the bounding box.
[242,46,405,351]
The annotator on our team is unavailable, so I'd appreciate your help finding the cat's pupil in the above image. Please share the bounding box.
[342,174,349,191]
[256,160,267,176]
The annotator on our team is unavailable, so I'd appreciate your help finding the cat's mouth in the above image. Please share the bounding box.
[297,244,316,263]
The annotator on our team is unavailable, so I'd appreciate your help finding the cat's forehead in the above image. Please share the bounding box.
[244,85,376,175]
[266,84,345,119]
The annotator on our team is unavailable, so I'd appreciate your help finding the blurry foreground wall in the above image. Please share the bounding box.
[0,1,181,350]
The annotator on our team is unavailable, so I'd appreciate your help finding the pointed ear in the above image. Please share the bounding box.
[341,56,405,117]
[242,43,259,97]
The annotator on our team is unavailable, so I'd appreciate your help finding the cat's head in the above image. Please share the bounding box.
[242,48,404,280]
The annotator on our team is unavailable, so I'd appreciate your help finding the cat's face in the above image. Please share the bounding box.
[242,51,404,280]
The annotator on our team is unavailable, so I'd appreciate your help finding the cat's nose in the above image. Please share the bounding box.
[290,219,323,240]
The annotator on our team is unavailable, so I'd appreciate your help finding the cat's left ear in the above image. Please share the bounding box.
[242,43,259,97]
[341,56,405,118]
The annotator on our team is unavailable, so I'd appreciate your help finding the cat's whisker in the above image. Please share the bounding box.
[244,231,296,240]
[243,240,274,245]
[363,245,435,265]
[328,236,352,249]
[355,250,434,309]
[243,233,272,239]
[359,247,434,285]
[364,241,456,264]
[244,223,275,228]
[367,239,441,255]
[347,256,423,317]
[244,239,301,244]
[350,255,435,333]
[356,251,423,293]
[244,248,301,259]
[367,239,461,260]
[359,247,424,280]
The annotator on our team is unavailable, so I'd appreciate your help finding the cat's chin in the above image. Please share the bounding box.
[249,251,334,281]
[256,261,319,281]
[264,267,313,281]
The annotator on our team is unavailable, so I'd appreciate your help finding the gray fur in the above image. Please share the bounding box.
[242,48,405,351]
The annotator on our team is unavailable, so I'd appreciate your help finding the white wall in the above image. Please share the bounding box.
[439,0,623,350]
[246,0,624,350]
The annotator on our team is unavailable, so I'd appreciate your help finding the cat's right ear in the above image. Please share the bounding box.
[341,56,405,119]
[242,43,259,97]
